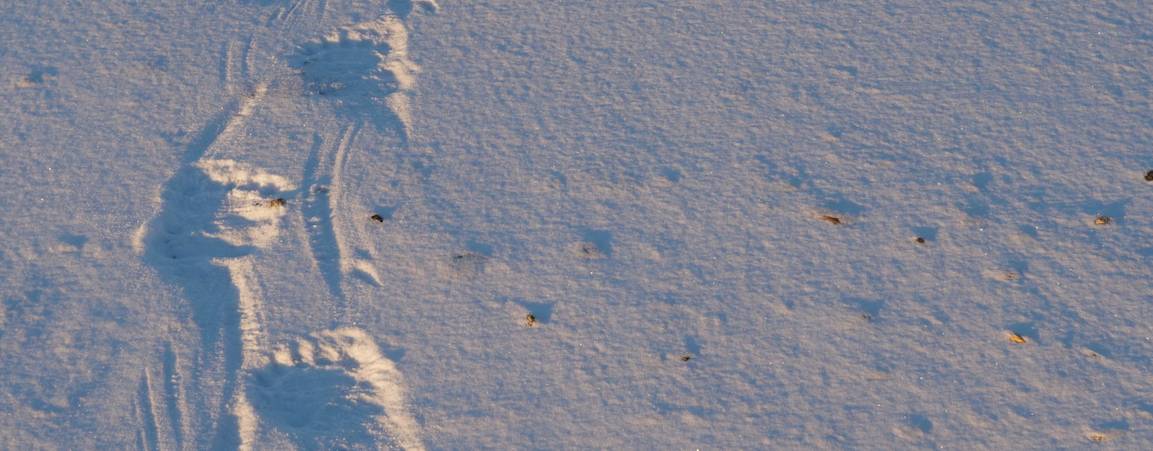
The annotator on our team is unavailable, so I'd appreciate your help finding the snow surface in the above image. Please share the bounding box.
[2,1,1153,449]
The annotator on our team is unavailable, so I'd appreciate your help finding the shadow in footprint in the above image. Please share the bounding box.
[958,196,991,219]
[1007,321,1039,342]
[683,336,701,355]
[906,414,933,434]
[141,161,293,448]
[248,364,385,449]
[821,196,865,217]
[248,328,423,450]
[142,166,252,448]
[16,66,57,87]
[57,232,88,248]
[466,240,494,257]
[847,297,885,320]
[911,226,938,242]
[388,0,439,18]
[514,300,554,324]
[1085,199,1129,223]
[290,37,405,135]
[578,230,614,258]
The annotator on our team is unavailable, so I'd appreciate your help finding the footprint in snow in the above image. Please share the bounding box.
[248,328,424,451]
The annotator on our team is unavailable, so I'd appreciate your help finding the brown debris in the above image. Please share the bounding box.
[818,215,842,225]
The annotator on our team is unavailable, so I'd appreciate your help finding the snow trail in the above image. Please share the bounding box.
[135,5,435,448]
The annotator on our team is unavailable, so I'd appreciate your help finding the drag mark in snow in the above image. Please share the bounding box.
[249,328,424,450]
[223,258,270,450]
[226,256,270,370]
[204,84,267,161]
[241,36,256,83]
[266,0,309,28]
[233,391,260,451]
[136,369,161,451]
[221,41,235,92]
[300,132,347,311]
[220,37,258,95]
[162,343,187,450]
[330,123,358,273]
[151,86,266,174]
[179,101,241,165]
[299,124,362,316]
[283,0,307,23]
[332,123,387,289]
[133,399,148,450]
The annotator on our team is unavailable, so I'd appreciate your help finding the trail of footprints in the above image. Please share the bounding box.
[135,1,1153,446]
[137,5,435,450]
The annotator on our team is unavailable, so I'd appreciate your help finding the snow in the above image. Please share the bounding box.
[2,1,1152,449]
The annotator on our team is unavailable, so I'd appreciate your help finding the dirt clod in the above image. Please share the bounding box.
[370,214,384,222]
[819,215,842,225]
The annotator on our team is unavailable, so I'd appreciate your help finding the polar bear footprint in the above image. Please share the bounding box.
[248,328,423,451]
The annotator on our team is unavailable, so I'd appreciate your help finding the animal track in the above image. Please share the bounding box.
[147,159,295,258]
[388,0,440,19]
[136,6,437,447]
[140,158,294,448]
[291,16,421,137]
[301,128,355,314]
[249,328,424,450]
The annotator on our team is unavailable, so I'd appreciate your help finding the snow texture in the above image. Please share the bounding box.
[2,1,1153,449]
